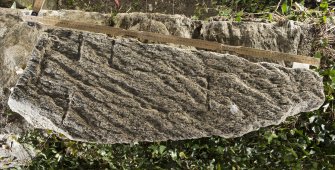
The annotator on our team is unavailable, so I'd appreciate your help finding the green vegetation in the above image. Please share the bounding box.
[5,0,335,169]
[192,0,334,22]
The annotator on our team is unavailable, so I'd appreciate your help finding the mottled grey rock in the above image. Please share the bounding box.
[0,10,35,167]
[0,8,38,169]
[0,9,39,99]
[8,29,324,143]
[0,8,110,136]
[17,9,110,25]
[201,20,316,56]
[115,12,202,38]
[0,9,37,135]
[42,0,58,10]
[114,13,317,65]
[0,134,35,168]
[114,13,316,56]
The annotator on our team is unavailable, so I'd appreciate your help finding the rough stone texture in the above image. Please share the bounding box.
[0,9,36,134]
[0,8,323,143]
[21,9,111,25]
[42,0,58,10]
[114,13,317,65]
[0,110,32,135]
[115,12,202,38]
[0,134,35,168]
[0,9,109,135]
[0,9,39,100]
[8,28,324,143]
[201,20,316,56]
[0,9,36,167]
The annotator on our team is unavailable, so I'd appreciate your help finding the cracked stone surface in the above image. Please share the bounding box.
[8,29,324,143]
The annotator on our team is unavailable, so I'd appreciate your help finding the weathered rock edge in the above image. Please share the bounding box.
[8,28,325,144]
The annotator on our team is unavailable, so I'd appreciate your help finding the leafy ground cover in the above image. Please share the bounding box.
[2,0,335,169]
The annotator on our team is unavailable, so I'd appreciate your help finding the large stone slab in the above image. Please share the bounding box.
[8,28,324,143]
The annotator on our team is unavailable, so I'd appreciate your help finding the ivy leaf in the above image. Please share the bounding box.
[235,10,243,22]
[159,145,166,154]
[179,151,187,159]
[235,16,242,22]
[169,150,178,160]
[287,148,298,158]
[55,153,62,162]
[322,15,327,23]
[314,51,322,58]
[236,10,243,16]
[320,1,328,11]
[266,132,278,144]
[268,13,273,22]
[216,146,225,154]
[281,0,288,14]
